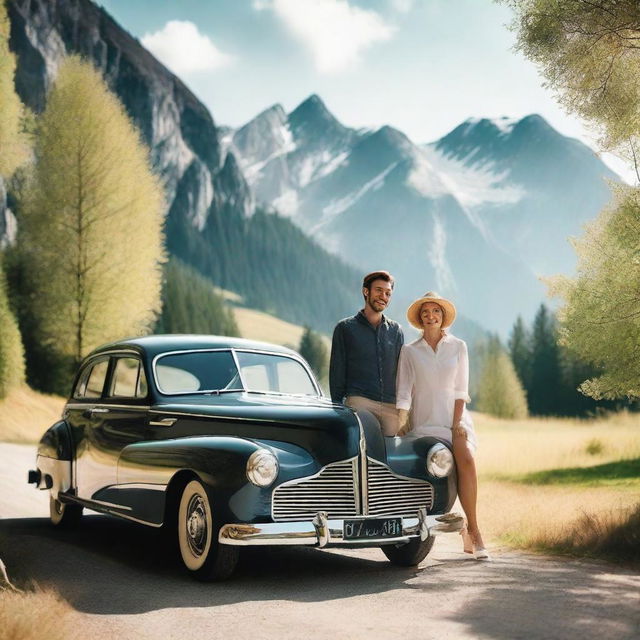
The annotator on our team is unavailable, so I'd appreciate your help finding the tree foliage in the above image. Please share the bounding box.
[155,258,239,337]
[548,187,640,399]
[508,0,640,400]
[528,304,562,414]
[298,326,328,382]
[0,0,28,178]
[18,56,165,392]
[507,0,640,169]
[167,204,361,334]
[0,262,24,397]
[475,335,528,419]
[508,315,531,391]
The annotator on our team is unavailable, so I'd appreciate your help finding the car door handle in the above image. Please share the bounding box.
[90,407,110,416]
[149,417,177,427]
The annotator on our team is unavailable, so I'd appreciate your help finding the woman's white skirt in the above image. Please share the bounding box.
[405,414,477,452]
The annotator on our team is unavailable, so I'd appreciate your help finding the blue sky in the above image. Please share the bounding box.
[98,0,627,176]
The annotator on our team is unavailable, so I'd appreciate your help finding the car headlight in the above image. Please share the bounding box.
[246,449,279,487]
[426,443,454,477]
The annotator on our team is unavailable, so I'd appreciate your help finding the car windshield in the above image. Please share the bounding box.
[154,349,318,396]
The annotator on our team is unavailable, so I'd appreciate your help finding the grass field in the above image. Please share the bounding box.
[473,412,640,564]
[0,386,65,444]
[0,388,638,564]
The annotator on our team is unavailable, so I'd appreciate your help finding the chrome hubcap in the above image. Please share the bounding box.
[185,494,207,556]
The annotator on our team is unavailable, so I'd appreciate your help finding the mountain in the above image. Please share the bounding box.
[227,98,618,335]
[5,0,361,334]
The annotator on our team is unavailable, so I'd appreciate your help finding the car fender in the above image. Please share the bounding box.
[115,436,283,524]
[34,420,74,498]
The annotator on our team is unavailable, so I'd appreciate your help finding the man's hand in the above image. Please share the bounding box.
[396,409,411,437]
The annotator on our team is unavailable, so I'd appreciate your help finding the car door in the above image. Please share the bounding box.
[67,355,111,502]
[86,354,152,509]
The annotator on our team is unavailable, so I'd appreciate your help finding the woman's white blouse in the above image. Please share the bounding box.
[396,333,474,439]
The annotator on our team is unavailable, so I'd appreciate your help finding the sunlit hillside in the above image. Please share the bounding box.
[0,386,65,444]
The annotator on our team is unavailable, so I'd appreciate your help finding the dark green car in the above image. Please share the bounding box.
[29,335,463,580]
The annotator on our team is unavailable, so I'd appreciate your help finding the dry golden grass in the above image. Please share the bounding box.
[0,587,78,640]
[473,411,640,478]
[233,306,331,351]
[0,386,65,444]
[473,411,640,562]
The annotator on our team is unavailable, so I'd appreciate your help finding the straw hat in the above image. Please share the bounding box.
[406,291,456,330]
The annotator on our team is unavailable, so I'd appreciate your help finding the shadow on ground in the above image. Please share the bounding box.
[1,513,639,640]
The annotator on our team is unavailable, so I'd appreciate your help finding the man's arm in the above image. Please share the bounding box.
[329,322,347,403]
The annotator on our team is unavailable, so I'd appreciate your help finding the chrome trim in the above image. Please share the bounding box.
[271,457,359,521]
[148,408,275,423]
[354,413,368,515]
[219,512,465,546]
[90,407,110,415]
[312,511,330,548]
[61,493,162,527]
[109,483,167,491]
[88,498,133,511]
[366,457,435,517]
[65,403,151,411]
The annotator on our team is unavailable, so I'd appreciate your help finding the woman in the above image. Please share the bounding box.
[395,291,489,560]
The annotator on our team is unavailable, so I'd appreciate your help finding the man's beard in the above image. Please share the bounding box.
[367,298,386,312]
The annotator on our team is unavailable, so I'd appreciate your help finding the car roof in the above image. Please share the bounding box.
[88,334,301,360]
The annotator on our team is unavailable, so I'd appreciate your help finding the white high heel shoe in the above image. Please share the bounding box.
[461,526,491,561]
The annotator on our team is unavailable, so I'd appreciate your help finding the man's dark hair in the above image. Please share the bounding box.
[362,270,395,291]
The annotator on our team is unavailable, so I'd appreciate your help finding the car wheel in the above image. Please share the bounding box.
[177,479,239,581]
[49,495,83,527]
[380,535,435,567]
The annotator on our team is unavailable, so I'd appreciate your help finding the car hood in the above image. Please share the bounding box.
[151,392,361,466]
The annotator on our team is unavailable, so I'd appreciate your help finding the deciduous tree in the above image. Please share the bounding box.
[19,56,165,392]
[299,326,328,382]
[475,335,528,419]
[0,0,28,178]
[508,0,640,400]
[0,265,24,397]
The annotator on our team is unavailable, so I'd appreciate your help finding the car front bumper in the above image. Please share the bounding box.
[218,509,464,547]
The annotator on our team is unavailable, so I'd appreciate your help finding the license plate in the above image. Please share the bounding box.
[344,517,403,540]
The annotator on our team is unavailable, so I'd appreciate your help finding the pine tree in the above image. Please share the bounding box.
[528,305,562,415]
[156,259,239,337]
[18,56,165,393]
[508,315,531,391]
[299,326,328,382]
[475,335,528,419]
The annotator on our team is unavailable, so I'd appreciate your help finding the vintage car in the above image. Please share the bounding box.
[29,335,464,580]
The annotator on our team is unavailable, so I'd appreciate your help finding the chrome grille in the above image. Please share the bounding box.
[367,458,434,517]
[272,458,358,521]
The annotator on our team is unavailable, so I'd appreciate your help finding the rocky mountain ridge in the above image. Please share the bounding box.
[5,0,361,333]
[226,97,618,334]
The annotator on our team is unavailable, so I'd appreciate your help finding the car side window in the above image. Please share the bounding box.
[74,359,110,399]
[110,357,148,399]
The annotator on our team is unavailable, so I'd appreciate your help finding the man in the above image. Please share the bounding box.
[329,270,404,436]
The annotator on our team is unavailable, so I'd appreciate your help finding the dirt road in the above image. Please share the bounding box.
[1,443,638,640]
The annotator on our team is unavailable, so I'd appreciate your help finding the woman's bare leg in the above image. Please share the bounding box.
[452,429,485,550]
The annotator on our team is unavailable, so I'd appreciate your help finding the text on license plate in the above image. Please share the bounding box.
[344,517,402,540]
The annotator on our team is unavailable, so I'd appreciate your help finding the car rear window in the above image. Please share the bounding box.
[74,358,109,399]
[110,357,147,399]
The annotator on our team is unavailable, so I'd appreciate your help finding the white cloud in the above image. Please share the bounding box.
[390,0,414,13]
[261,0,395,74]
[141,21,234,74]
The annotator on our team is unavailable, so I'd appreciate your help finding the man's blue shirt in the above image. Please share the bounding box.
[329,310,404,404]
